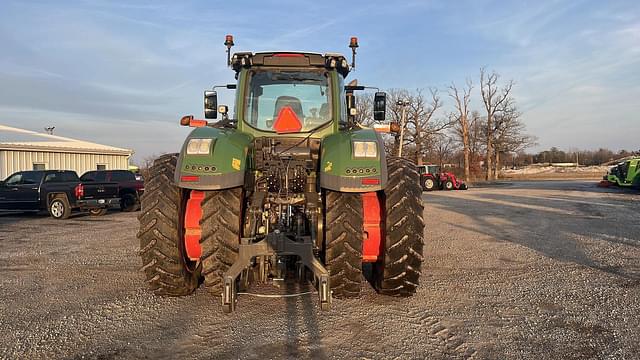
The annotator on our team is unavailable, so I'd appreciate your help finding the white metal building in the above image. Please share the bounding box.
[0,124,133,180]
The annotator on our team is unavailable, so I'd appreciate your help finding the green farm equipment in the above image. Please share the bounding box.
[602,158,640,189]
[137,36,425,312]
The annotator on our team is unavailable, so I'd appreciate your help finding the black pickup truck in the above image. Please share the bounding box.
[0,170,120,219]
[81,170,144,212]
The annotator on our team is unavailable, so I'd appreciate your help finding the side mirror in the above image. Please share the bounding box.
[204,90,218,119]
[373,92,386,121]
[346,93,356,118]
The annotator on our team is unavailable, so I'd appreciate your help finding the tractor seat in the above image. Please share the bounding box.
[274,96,304,120]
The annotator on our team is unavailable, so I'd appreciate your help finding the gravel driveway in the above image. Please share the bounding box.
[0,181,638,359]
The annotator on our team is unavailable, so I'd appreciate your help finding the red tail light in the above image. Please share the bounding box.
[361,178,380,185]
[180,176,200,182]
[75,183,84,199]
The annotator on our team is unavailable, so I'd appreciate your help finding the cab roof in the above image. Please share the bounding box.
[231,51,350,77]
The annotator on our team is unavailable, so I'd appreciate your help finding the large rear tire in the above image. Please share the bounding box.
[199,188,243,296]
[424,177,436,191]
[137,154,200,296]
[375,157,425,296]
[324,191,363,298]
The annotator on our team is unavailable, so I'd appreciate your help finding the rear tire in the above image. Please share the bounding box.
[49,196,71,220]
[199,188,243,296]
[324,191,363,298]
[424,178,435,191]
[121,193,138,212]
[137,153,200,296]
[89,208,108,216]
[375,157,424,296]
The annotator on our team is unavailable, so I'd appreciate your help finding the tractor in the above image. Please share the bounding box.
[417,164,468,191]
[137,36,425,313]
[600,158,640,189]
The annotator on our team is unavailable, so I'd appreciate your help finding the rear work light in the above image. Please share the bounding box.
[75,183,84,199]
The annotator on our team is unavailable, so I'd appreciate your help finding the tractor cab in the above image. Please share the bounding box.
[418,164,441,176]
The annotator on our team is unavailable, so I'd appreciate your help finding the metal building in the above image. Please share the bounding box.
[0,124,133,180]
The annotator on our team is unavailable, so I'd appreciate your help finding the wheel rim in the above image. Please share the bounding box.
[446,182,453,189]
[51,201,63,217]
[425,179,434,189]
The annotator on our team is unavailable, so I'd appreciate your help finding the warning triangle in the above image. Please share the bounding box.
[273,106,303,133]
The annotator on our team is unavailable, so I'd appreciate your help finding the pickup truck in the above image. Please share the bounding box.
[0,170,120,219]
[80,170,144,212]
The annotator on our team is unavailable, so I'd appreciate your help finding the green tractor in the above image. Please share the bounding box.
[603,158,640,189]
[137,36,424,313]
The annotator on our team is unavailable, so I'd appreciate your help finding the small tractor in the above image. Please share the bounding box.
[599,158,640,189]
[417,164,468,191]
[137,36,425,313]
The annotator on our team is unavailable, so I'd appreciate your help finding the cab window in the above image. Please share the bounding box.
[5,173,23,186]
[22,172,43,184]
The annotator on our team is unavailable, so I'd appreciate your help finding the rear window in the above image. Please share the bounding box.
[82,171,107,182]
[45,172,78,183]
[111,171,134,181]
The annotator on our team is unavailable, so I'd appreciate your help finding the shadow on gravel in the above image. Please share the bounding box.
[285,280,327,359]
[430,193,640,282]
[0,211,44,226]
[0,210,121,226]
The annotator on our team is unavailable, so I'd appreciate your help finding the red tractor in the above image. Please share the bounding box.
[418,165,468,191]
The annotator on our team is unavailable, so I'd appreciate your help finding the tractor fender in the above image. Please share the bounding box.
[175,127,252,190]
[319,128,387,192]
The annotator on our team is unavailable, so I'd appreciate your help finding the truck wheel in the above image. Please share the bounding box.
[137,153,200,296]
[424,178,435,191]
[375,157,424,296]
[49,196,71,220]
[199,188,242,296]
[444,179,454,190]
[89,208,108,216]
[120,193,137,212]
[324,191,363,298]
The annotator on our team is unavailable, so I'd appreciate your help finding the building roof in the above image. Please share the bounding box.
[0,124,132,156]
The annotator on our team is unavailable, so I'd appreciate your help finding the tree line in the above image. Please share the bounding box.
[520,147,638,166]
[356,67,536,181]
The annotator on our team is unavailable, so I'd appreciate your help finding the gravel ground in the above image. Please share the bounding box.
[0,180,638,359]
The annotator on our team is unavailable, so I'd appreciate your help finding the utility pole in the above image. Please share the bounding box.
[396,99,410,157]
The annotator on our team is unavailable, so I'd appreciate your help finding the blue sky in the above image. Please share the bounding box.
[0,0,638,162]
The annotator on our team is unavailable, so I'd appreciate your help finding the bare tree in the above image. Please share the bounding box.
[449,79,473,182]
[139,153,166,179]
[355,92,374,126]
[492,104,536,175]
[404,88,450,164]
[431,134,454,168]
[480,68,514,180]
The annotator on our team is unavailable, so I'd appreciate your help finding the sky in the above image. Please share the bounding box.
[0,0,638,163]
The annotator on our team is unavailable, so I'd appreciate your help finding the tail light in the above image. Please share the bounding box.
[75,183,84,199]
